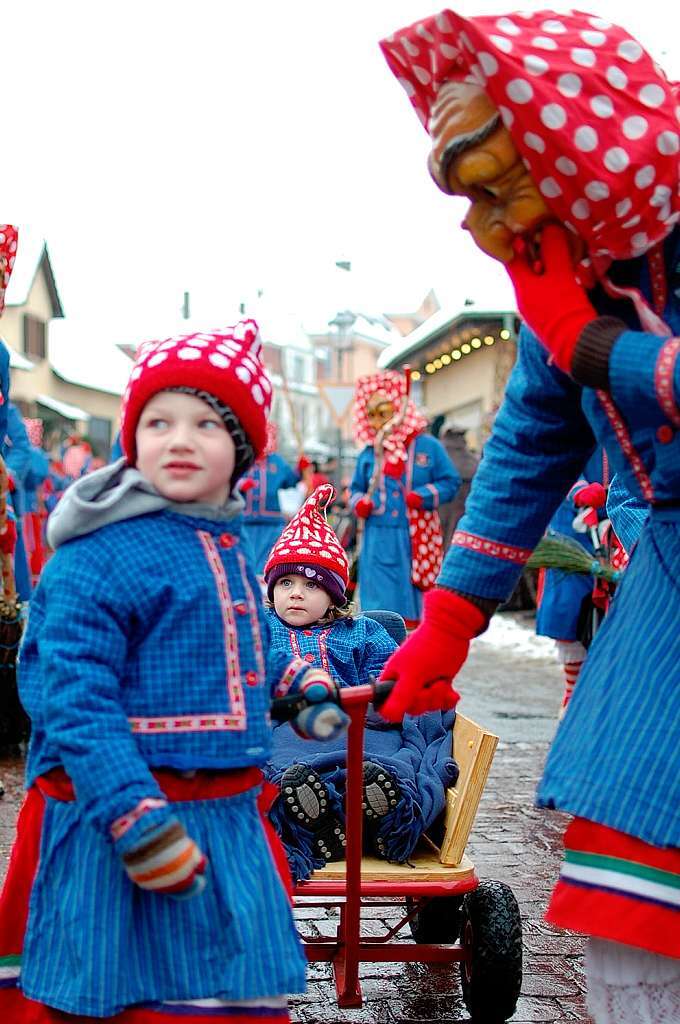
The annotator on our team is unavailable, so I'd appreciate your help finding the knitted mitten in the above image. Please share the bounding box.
[121,817,207,899]
[292,669,349,741]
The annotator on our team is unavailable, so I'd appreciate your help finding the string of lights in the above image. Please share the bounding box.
[409,326,514,382]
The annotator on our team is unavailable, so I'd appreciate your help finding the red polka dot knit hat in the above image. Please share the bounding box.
[0,225,19,317]
[380,10,680,267]
[120,320,273,463]
[264,484,350,606]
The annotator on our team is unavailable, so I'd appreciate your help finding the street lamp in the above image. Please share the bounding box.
[327,308,357,486]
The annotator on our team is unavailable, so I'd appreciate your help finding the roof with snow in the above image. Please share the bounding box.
[4,229,63,317]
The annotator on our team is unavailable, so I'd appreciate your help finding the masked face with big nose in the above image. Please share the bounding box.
[427,79,584,266]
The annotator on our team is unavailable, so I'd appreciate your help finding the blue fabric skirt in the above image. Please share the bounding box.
[359,522,422,621]
[536,568,593,640]
[537,514,680,848]
[241,520,285,575]
[21,788,307,1017]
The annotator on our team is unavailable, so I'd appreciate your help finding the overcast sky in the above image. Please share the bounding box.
[4,0,679,347]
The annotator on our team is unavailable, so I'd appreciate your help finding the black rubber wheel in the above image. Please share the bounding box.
[406,895,463,943]
[459,881,522,1022]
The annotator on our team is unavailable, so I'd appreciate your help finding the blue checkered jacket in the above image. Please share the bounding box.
[266,610,398,688]
[439,228,680,599]
[20,510,309,851]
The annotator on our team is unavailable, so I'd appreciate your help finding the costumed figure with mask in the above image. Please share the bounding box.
[350,370,460,627]
[378,10,680,1020]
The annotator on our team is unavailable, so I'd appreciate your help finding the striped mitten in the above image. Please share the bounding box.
[292,669,349,742]
[122,817,207,899]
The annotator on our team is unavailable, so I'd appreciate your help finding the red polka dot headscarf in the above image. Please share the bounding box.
[380,9,680,266]
[0,226,19,317]
[353,370,429,475]
[264,483,350,605]
[120,320,273,463]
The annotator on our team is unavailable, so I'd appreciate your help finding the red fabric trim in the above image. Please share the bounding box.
[596,390,655,501]
[654,337,680,429]
[545,818,680,957]
[562,818,680,873]
[35,766,264,805]
[647,244,668,315]
[547,880,680,958]
[451,530,532,565]
[0,789,45,954]
[0,989,290,1023]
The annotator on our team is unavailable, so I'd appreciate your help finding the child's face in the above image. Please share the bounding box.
[273,574,332,627]
[136,391,236,505]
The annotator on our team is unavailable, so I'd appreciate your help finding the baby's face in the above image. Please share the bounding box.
[136,391,235,505]
[273,573,332,627]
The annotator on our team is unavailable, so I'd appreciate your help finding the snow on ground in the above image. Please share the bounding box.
[477,612,556,661]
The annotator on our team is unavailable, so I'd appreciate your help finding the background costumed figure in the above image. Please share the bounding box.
[350,369,460,626]
[379,9,680,1020]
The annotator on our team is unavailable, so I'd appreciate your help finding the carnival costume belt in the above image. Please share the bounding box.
[34,765,264,803]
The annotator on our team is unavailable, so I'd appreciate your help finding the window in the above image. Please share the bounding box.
[23,315,46,360]
[86,416,112,458]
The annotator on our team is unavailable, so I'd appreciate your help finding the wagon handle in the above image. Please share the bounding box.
[270,676,395,723]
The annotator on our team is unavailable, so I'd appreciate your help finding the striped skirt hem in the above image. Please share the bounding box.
[0,980,289,1020]
[546,818,680,958]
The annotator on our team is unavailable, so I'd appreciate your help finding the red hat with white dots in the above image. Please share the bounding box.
[120,320,273,464]
[264,484,350,606]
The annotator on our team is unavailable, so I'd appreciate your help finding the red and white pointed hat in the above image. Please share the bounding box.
[264,483,349,605]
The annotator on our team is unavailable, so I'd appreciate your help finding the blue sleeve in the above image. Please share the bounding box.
[19,546,170,850]
[110,432,123,462]
[411,435,461,510]
[358,618,398,681]
[606,473,649,554]
[438,326,597,600]
[276,455,299,491]
[4,405,32,484]
[608,330,680,429]
[350,448,372,506]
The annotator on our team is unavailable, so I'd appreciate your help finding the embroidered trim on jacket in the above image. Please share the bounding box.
[452,530,532,565]
[596,390,655,501]
[654,338,680,429]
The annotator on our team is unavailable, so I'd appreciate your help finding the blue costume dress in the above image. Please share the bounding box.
[265,611,458,880]
[2,465,311,1017]
[536,449,609,642]
[351,433,460,622]
[438,226,680,851]
[240,454,299,574]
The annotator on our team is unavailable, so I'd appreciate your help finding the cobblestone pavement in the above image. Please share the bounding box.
[0,613,591,1023]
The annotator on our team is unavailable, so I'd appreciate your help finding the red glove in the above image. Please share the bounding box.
[405,491,423,510]
[297,455,312,474]
[572,482,606,510]
[238,477,256,493]
[506,224,596,373]
[354,496,374,519]
[379,589,488,722]
[6,472,15,494]
[0,519,17,555]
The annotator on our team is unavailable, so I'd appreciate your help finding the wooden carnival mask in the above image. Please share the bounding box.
[428,80,556,264]
[366,390,397,432]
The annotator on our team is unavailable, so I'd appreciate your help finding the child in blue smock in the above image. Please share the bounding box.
[0,321,344,1024]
